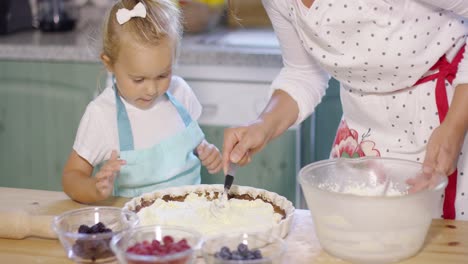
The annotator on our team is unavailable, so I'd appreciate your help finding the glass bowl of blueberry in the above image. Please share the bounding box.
[201,232,286,264]
[52,206,139,263]
[110,225,203,264]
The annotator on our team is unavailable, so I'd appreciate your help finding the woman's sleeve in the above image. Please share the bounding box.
[417,0,468,16]
[262,0,330,125]
[418,1,468,86]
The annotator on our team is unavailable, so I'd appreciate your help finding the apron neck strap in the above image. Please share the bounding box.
[113,78,195,151]
[165,92,193,127]
[113,82,135,151]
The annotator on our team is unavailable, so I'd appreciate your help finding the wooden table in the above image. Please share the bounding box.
[0,187,467,263]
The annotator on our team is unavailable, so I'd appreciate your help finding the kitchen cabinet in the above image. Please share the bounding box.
[313,78,342,161]
[0,60,104,191]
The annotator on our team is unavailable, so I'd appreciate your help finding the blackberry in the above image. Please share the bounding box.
[73,222,114,261]
[90,222,105,234]
[78,224,90,234]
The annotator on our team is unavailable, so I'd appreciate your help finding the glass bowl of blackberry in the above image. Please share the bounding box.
[52,206,139,263]
[201,232,286,264]
[110,225,203,264]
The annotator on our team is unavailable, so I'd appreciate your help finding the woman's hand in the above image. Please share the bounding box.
[222,119,273,171]
[409,122,465,193]
[422,83,468,177]
[422,122,465,177]
[95,150,126,199]
[409,83,468,193]
[196,140,222,174]
[221,90,300,173]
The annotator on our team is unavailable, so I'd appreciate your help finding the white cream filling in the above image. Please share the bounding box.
[137,193,283,236]
[318,181,406,197]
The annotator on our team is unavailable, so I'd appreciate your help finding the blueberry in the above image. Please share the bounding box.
[253,249,263,259]
[237,243,249,255]
[246,252,256,260]
[220,246,230,255]
[219,246,231,259]
[231,251,243,260]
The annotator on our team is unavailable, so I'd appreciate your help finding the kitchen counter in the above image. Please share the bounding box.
[0,187,467,263]
[0,7,282,68]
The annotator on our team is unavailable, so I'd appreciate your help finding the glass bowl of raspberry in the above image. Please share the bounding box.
[201,232,286,264]
[110,225,202,264]
[52,206,139,263]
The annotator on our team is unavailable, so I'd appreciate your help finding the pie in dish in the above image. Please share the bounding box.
[123,184,295,238]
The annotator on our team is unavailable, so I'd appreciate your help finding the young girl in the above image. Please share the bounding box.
[63,0,222,203]
[223,0,468,220]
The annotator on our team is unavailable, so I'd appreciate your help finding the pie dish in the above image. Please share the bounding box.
[123,184,295,238]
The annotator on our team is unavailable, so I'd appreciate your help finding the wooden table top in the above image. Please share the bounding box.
[0,187,467,263]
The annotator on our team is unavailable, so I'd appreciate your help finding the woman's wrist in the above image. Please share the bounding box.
[445,83,468,133]
[257,89,299,141]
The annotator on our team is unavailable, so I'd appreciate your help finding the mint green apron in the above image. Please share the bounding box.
[112,84,204,197]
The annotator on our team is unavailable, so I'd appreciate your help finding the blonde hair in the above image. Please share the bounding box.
[102,0,182,64]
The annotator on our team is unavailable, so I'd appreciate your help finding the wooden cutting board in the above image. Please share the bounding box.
[0,187,467,263]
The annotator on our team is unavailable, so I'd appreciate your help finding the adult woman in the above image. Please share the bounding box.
[222,0,468,220]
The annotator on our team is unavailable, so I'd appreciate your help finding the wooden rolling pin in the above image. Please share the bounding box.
[0,210,57,239]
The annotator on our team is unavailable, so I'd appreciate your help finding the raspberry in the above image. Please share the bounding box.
[126,237,191,257]
[162,235,174,245]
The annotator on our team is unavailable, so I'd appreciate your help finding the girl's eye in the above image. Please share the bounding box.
[133,78,144,83]
[157,75,169,80]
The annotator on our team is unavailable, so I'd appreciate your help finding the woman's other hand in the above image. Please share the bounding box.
[422,83,468,177]
[423,123,465,177]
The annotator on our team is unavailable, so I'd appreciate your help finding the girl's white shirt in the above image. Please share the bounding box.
[73,75,202,166]
[263,0,468,124]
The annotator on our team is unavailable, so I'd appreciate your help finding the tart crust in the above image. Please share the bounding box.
[123,184,295,238]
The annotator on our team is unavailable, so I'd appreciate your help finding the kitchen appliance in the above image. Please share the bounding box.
[37,0,78,32]
[0,0,33,35]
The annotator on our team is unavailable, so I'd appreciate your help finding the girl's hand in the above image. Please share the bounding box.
[196,140,222,174]
[95,150,126,199]
[222,119,273,173]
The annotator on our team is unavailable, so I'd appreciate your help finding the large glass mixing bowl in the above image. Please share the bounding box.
[298,157,448,264]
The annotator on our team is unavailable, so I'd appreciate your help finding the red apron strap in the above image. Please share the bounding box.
[413,45,465,219]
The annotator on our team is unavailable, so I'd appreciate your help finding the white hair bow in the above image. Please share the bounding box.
[116,2,147,25]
